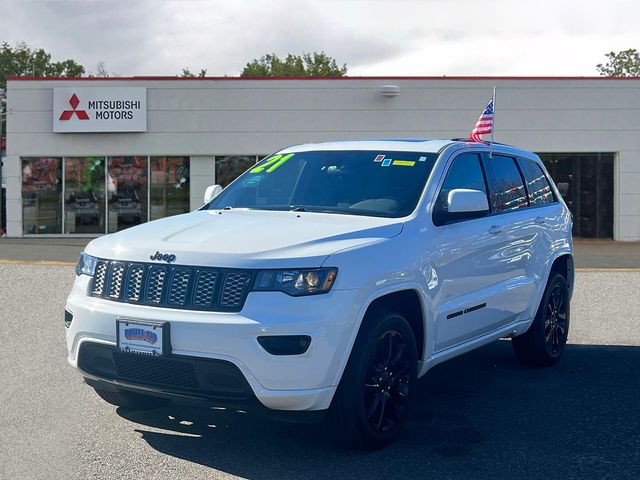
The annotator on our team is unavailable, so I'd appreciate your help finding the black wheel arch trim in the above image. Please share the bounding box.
[360,288,426,361]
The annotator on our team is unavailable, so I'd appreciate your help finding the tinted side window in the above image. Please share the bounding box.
[484,155,528,212]
[433,153,487,226]
[518,158,554,205]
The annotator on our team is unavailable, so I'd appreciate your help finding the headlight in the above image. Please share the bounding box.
[253,268,338,296]
[76,252,98,277]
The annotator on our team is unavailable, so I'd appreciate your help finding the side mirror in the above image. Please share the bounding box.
[204,184,223,204]
[447,188,489,214]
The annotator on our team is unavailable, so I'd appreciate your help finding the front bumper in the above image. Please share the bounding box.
[78,342,253,402]
[66,275,358,411]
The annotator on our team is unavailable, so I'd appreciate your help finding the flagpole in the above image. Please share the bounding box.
[489,85,496,158]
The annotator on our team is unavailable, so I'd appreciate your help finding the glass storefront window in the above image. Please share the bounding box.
[64,157,106,234]
[107,156,148,233]
[215,155,258,188]
[150,156,190,220]
[21,155,193,234]
[22,157,62,234]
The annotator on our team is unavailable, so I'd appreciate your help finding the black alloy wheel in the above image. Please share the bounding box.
[364,330,412,433]
[512,273,570,366]
[330,310,418,450]
[544,282,568,356]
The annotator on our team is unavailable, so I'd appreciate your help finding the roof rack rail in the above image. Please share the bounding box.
[450,137,488,143]
[356,138,433,142]
[450,138,514,147]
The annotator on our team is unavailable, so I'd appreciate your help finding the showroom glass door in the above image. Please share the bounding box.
[64,157,106,234]
[21,157,63,234]
[107,156,148,233]
[540,153,614,238]
[150,156,190,220]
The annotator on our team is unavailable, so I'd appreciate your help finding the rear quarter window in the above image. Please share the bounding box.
[517,158,555,205]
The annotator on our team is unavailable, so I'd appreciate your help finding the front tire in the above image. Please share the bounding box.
[330,310,418,450]
[512,273,570,366]
[93,387,169,410]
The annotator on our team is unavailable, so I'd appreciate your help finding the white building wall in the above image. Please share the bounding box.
[5,77,640,239]
[618,151,640,240]
[189,156,215,212]
[4,153,21,237]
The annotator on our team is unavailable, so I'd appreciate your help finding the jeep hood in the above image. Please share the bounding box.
[85,209,404,268]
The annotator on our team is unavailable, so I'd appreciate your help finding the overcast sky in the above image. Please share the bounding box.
[3,0,640,77]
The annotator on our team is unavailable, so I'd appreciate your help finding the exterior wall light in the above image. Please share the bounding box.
[379,85,400,97]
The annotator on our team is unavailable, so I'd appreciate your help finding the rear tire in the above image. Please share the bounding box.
[512,273,570,366]
[329,309,418,450]
[93,388,168,410]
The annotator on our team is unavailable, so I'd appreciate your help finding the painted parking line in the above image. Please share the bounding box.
[0,259,76,266]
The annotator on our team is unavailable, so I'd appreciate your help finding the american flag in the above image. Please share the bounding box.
[470,96,494,142]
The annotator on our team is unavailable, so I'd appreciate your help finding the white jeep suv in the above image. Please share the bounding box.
[65,139,574,449]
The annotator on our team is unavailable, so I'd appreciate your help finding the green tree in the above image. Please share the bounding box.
[241,52,347,77]
[0,41,85,89]
[180,67,207,78]
[596,49,640,76]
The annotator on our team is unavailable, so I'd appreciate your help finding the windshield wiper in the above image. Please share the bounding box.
[290,206,308,212]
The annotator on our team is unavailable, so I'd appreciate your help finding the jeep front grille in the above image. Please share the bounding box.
[89,259,252,312]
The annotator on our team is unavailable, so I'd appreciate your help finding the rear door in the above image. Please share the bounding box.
[516,156,566,302]
[479,153,540,325]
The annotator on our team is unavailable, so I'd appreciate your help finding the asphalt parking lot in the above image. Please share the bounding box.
[0,265,639,480]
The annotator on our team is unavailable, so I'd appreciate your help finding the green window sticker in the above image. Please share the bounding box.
[250,154,294,174]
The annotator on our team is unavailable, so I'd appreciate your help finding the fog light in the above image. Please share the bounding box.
[257,335,311,355]
[64,309,73,328]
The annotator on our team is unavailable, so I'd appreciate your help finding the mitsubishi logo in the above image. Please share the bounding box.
[59,93,90,121]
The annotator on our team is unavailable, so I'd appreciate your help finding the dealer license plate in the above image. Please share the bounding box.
[117,319,166,356]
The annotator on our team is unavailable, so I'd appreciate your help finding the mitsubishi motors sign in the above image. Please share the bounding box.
[53,87,147,132]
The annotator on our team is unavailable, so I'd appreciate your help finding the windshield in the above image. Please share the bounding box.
[206,150,439,218]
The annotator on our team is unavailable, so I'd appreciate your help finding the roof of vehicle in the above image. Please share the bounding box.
[279,138,535,157]
[281,139,457,154]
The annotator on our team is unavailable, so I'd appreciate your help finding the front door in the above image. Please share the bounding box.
[429,152,510,351]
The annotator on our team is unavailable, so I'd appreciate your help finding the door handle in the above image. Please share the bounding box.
[535,216,546,224]
[489,225,503,235]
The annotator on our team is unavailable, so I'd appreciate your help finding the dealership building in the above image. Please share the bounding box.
[2,76,640,240]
